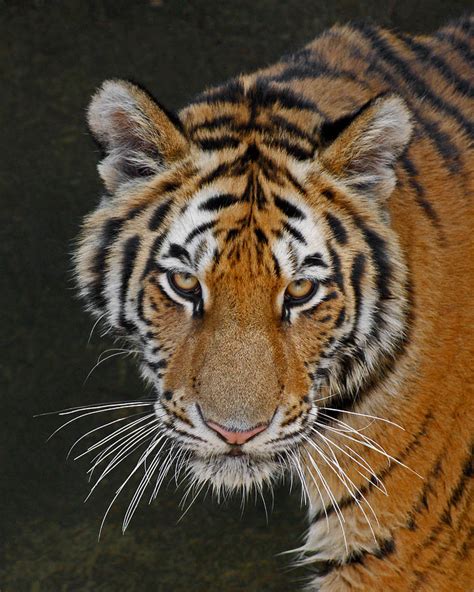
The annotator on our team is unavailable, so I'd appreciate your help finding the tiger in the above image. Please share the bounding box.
[73,16,473,592]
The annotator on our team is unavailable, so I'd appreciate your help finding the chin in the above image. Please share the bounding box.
[187,452,285,495]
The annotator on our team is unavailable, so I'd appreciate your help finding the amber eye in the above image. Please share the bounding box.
[285,278,318,304]
[168,271,201,297]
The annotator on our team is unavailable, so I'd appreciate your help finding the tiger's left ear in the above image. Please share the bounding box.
[88,80,189,193]
[319,95,412,202]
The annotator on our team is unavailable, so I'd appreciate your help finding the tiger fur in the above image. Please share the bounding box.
[75,17,473,591]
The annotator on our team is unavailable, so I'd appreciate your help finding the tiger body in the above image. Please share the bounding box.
[75,19,473,591]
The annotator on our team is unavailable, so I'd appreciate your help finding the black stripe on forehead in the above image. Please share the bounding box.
[167,243,191,265]
[199,193,239,211]
[185,220,216,243]
[283,222,307,245]
[273,195,306,220]
[302,252,328,269]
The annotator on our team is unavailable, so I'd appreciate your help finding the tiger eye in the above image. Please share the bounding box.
[169,272,200,294]
[285,278,317,302]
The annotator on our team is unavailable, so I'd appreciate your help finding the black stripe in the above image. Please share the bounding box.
[249,79,321,113]
[435,31,474,64]
[400,154,445,240]
[264,137,313,160]
[189,115,236,134]
[141,233,166,280]
[302,252,328,268]
[125,203,149,220]
[273,195,305,220]
[334,306,346,328]
[167,243,191,264]
[407,454,444,530]
[441,443,474,524]
[198,162,233,188]
[353,217,391,300]
[198,136,240,151]
[325,212,348,245]
[145,359,168,373]
[398,33,474,99]
[148,199,172,232]
[271,62,363,85]
[347,253,366,341]
[191,79,246,106]
[269,114,317,144]
[225,228,239,241]
[333,27,462,172]
[353,24,472,144]
[327,245,344,294]
[284,222,307,244]
[118,235,140,332]
[307,537,395,578]
[185,221,216,243]
[199,193,239,212]
[254,227,268,244]
[88,217,126,308]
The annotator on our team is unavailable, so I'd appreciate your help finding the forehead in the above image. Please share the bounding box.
[159,155,331,279]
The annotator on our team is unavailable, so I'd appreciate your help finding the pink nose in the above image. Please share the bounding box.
[206,420,268,445]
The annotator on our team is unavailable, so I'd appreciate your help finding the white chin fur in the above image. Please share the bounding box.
[188,455,284,494]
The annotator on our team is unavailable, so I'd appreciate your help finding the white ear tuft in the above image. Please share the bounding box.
[87,80,188,193]
[321,95,413,202]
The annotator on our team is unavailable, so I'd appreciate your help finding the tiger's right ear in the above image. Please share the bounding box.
[87,80,189,193]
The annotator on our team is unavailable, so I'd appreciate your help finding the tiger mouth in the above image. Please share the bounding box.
[226,448,246,457]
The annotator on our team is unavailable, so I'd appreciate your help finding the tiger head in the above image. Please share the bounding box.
[75,78,412,493]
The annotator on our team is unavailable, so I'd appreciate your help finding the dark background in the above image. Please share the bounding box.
[1,1,471,591]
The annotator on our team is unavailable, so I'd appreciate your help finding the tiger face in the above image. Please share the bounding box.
[76,79,411,494]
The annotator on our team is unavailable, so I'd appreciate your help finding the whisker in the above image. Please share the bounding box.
[84,350,139,384]
[76,413,156,462]
[97,433,166,539]
[317,407,405,430]
[303,447,348,552]
[37,399,155,419]
[304,436,379,543]
[310,427,388,496]
[87,313,107,344]
[313,418,422,478]
[66,411,149,460]
[86,420,161,492]
[45,403,154,442]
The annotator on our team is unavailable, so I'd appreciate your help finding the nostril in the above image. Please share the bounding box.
[205,420,268,445]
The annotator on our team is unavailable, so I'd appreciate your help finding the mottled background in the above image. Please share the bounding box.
[1,1,471,590]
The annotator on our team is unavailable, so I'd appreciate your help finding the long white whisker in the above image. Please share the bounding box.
[45,403,153,441]
[66,411,149,460]
[97,433,166,539]
[76,413,156,462]
[304,448,348,552]
[86,421,161,494]
[319,407,405,430]
[310,427,388,496]
[304,436,379,543]
[84,350,139,384]
[88,313,106,344]
[314,419,422,477]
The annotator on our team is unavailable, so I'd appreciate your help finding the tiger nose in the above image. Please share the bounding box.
[205,420,268,445]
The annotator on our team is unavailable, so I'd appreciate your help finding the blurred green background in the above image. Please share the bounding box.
[1,1,471,590]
